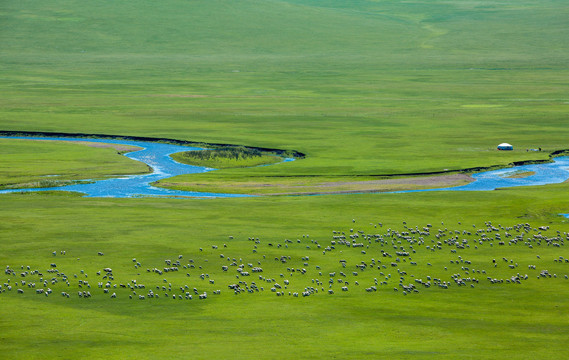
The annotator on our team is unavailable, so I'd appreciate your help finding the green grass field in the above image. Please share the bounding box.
[1,0,568,177]
[1,0,569,358]
[2,187,569,359]
[0,139,149,189]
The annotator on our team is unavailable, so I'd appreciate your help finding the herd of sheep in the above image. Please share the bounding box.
[2,219,568,302]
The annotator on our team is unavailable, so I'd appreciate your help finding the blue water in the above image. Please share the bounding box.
[394,157,569,194]
[0,136,270,198]
[1,136,569,199]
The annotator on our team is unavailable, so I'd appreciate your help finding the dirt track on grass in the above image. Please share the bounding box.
[260,173,474,195]
[313,174,473,188]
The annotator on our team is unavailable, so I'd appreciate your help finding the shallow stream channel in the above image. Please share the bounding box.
[2,136,569,199]
[0,136,258,198]
[398,158,569,193]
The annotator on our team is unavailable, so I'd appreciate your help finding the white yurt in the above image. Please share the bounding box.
[497,143,513,151]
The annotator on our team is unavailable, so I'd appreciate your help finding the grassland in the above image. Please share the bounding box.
[1,0,568,179]
[0,139,149,189]
[2,185,569,359]
[1,0,569,358]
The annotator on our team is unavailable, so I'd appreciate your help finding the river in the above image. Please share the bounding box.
[1,136,569,198]
[0,136,259,198]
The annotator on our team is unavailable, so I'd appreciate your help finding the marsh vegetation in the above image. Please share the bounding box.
[171,147,281,169]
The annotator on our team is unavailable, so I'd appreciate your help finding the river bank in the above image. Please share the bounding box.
[2,134,569,198]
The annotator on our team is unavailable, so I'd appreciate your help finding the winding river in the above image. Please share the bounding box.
[1,136,569,198]
[398,157,569,193]
[0,136,268,198]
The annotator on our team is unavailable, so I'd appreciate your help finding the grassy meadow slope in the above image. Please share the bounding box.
[1,0,568,177]
[2,0,569,359]
[1,186,569,359]
[0,139,149,189]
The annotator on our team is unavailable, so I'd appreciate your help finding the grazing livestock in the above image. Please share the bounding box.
[1,220,567,307]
